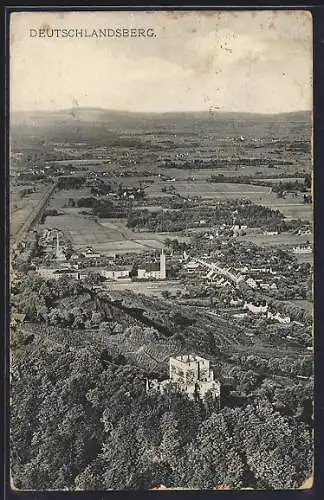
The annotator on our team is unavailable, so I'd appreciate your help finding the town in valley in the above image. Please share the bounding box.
[10,107,313,490]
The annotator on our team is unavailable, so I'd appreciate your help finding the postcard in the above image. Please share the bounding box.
[9,9,313,490]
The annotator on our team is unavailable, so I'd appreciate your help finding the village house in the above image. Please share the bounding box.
[244,301,268,314]
[263,230,279,236]
[246,277,258,289]
[182,260,201,275]
[267,311,291,324]
[292,244,312,254]
[81,247,101,259]
[101,265,133,281]
[36,267,81,281]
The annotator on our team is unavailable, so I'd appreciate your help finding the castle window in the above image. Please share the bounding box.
[186,370,195,384]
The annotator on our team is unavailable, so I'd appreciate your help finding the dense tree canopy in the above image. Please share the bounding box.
[10,270,313,490]
[11,322,312,490]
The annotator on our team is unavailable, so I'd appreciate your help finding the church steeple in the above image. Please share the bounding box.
[160,249,166,280]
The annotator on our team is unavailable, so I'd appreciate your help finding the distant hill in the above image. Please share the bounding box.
[11,107,312,125]
[10,108,312,143]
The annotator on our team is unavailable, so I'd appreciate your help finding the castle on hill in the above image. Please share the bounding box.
[146,354,221,404]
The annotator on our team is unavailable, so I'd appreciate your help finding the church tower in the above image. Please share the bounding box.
[160,249,166,280]
[56,232,60,257]
[55,232,66,262]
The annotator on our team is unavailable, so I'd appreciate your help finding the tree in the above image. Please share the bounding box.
[20,292,46,321]
[74,458,104,490]
[85,273,103,286]
[159,412,182,469]
[233,399,313,489]
[180,412,245,489]
[101,416,141,489]
[239,370,260,394]
[68,198,76,208]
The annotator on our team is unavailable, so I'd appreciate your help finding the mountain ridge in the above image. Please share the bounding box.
[11,107,312,122]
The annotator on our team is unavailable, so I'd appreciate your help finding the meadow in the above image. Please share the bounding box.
[102,279,184,298]
[10,184,50,239]
[43,213,189,255]
[239,231,312,248]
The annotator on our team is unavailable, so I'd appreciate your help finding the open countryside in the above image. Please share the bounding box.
[10,107,313,492]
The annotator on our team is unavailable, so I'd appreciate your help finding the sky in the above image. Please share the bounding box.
[10,10,313,114]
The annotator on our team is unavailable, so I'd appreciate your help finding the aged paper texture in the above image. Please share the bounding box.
[10,10,313,490]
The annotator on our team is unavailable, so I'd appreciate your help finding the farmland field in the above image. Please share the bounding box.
[102,279,184,298]
[239,231,312,248]
[42,213,189,255]
[145,180,272,201]
[289,299,313,313]
[10,184,49,238]
[260,201,313,221]
[158,167,310,180]
[47,188,93,209]
[294,253,313,264]
[144,179,313,220]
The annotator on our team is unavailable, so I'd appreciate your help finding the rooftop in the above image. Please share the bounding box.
[173,354,208,364]
[143,262,160,272]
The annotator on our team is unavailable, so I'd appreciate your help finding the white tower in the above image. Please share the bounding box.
[56,232,60,256]
[55,232,66,262]
[160,249,166,280]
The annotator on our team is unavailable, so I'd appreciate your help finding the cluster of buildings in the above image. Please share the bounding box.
[292,244,312,255]
[182,258,246,287]
[37,267,81,280]
[199,224,248,238]
[100,250,166,281]
[179,252,294,325]
[242,301,291,324]
[38,228,67,262]
[232,224,248,237]
[36,227,167,282]
[182,256,288,294]
[147,354,221,404]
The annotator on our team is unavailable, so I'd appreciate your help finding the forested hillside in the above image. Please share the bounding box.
[10,273,313,490]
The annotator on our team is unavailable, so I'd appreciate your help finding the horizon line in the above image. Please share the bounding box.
[11,106,312,116]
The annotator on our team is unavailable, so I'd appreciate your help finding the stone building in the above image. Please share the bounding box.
[137,250,166,280]
[100,250,166,282]
[101,265,133,280]
[147,354,221,404]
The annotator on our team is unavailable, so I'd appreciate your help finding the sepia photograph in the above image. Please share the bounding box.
[9,9,313,490]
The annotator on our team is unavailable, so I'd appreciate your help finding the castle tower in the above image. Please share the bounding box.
[160,249,166,280]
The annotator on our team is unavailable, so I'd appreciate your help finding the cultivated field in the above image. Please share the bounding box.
[123,175,312,221]
[10,184,49,238]
[144,180,272,201]
[261,202,313,221]
[158,167,309,180]
[289,299,313,313]
[294,253,313,264]
[47,188,93,209]
[102,279,184,298]
[239,231,312,248]
[42,213,189,255]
